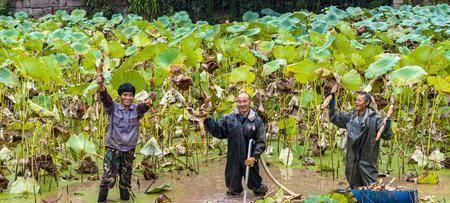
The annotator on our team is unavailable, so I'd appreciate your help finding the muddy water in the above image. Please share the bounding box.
[41,159,342,203]
[41,159,449,202]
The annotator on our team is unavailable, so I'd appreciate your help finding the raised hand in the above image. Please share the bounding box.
[97,74,106,92]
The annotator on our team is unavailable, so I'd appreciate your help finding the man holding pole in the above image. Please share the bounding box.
[326,84,393,188]
[201,91,268,196]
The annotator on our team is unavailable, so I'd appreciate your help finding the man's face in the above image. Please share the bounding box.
[355,94,368,112]
[236,93,251,116]
[120,92,134,107]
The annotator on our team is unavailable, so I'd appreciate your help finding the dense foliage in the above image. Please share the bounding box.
[0,3,448,198]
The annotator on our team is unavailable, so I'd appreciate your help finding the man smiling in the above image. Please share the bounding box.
[327,84,393,188]
[96,74,153,202]
[201,91,268,196]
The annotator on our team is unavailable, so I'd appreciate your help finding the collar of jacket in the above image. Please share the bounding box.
[352,107,376,117]
[233,108,257,121]
[117,103,135,110]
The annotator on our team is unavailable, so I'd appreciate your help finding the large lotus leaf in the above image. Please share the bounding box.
[125,45,138,56]
[154,48,185,71]
[311,20,329,34]
[66,82,91,96]
[284,59,318,83]
[299,90,322,109]
[69,9,86,22]
[263,59,287,76]
[275,29,296,45]
[122,26,139,39]
[145,184,172,194]
[242,28,261,37]
[66,134,96,156]
[431,15,448,27]
[391,66,427,86]
[133,32,151,47]
[243,11,259,22]
[0,28,19,43]
[111,69,146,93]
[329,6,348,19]
[0,67,18,87]
[252,50,268,61]
[346,7,364,17]
[71,32,88,41]
[71,42,91,55]
[108,41,125,58]
[28,100,55,118]
[341,69,362,91]
[106,14,123,27]
[427,76,450,93]
[10,177,40,194]
[408,46,447,74]
[14,56,65,85]
[337,22,355,39]
[52,53,71,65]
[303,195,334,203]
[365,54,400,79]
[228,65,255,83]
[32,94,51,110]
[239,48,256,66]
[360,45,384,62]
[182,46,203,67]
[41,56,65,85]
[140,137,162,156]
[273,45,297,63]
[118,45,161,71]
[226,24,248,33]
[14,11,29,19]
[332,33,353,54]
[257,41,275,54]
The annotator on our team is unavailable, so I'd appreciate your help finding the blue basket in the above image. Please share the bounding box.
[351,189,418,203]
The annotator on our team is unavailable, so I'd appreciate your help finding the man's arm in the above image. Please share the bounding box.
[137,98,153,119]
[252,118,266,159]
[204,116,228,139]
[97,74,114,114]
[376,116,392,140]
[328,95,352,129]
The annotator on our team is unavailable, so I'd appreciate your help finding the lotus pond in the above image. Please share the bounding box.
[0,3,449,203]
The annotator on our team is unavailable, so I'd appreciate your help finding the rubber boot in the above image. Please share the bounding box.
[97,187,109,202]
[120,187,130,201]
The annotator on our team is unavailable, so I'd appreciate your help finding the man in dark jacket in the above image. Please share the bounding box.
[328,85,392,188]
[96,74,153,202]
[202,91,268,196]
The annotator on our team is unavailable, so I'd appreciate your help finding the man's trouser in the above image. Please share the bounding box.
[98,147,134,202]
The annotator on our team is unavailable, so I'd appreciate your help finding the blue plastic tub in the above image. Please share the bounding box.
[351,189,418,203]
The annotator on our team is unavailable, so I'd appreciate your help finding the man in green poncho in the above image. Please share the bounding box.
[327,85,392,188]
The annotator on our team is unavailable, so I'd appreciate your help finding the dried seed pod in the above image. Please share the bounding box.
[169,64,182,75]
[276,78,292,93]
[202,60,219,73]
[155,194,172,203]
[171,75,193,91]
[0,174,9,192]
[76,155,98,174]
[357,25,367,36]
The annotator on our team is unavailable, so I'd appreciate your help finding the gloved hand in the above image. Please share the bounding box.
[244,157,257,167]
